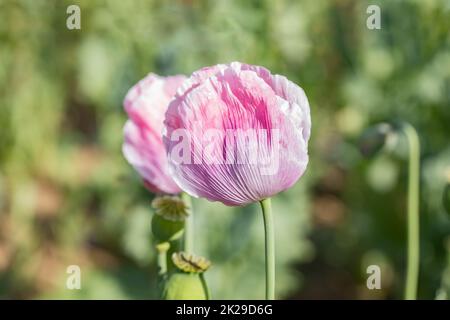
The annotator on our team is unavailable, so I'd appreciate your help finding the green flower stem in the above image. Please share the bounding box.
[181,192,194,253]
[167,238,182,274]
[155,242,170,290]
[200,273,211,300]
[260,198,275,300]
[402,123,420,300]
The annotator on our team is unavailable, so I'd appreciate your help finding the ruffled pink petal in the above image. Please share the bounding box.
[229,62,311,141]
[123,73,186,194]
[124,73,186,136]
[164,62,310,206]
[123,121,182,194]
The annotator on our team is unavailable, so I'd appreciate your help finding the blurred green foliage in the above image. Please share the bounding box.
[0,0,449,299]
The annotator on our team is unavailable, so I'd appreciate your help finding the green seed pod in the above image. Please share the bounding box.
[162,273,206,300]
[151,213,184,243]
[151,195,189,243]
[152,195,189,221]
[172,252,211,273]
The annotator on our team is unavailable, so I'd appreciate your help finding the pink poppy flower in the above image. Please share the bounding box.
[123,73,186,194]
[163,62,311,206]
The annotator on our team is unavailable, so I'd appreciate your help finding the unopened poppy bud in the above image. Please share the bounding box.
[359,123,394,157]
[162,273,207,300]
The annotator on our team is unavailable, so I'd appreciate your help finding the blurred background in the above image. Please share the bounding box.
[0,0,449,299]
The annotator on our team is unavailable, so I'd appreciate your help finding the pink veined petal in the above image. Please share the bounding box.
[168,62,311,143]
[229,62,311,141]
[122,73,186,194]
[164,63,309,206]
[124,73,186,136]
[175,64,228,99]
[123,120,181,194]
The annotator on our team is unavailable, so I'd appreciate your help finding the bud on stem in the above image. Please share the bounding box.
[359,121,421,300]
